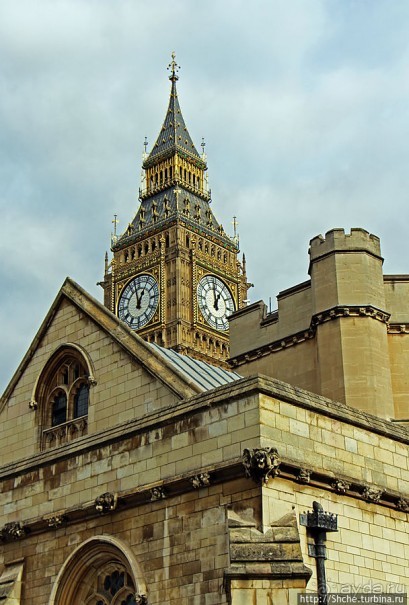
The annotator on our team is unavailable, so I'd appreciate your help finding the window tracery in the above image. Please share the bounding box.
[87,565,136,605]
[49,536,147,605]
[33,345,94,450]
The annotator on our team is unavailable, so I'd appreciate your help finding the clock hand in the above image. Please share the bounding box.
[136,289,145,309]
[213,286,220,311]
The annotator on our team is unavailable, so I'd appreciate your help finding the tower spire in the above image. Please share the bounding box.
[146,52,200,163]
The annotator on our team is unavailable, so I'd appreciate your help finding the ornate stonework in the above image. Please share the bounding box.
[101,56,249,366]
[45,515,67,529]
[150,487,166,501]
[362,486,383,503]
[190,473,211,489]
[1,522,27,542]
[242,447,281,484]
[95,492,118,514]
[332,479,350,494]
[396,497,409,512]
[297,468,311,484]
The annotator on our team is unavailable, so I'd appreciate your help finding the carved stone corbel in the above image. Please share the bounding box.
[1,522,27,542]
[242,447,281,484]
[95,492,117,514]
[190,473,211,489]
[396,497,409,512]
[362,486,383,503]
[88,376,97,387]
[150,487,166,501]
[297,468,311,484]
[332,479,350,494]
[134,594,148,605]
[45,515,67,529]
[28,399,38,410]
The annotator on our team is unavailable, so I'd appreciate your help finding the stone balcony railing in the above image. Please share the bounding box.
[42,416,88,449]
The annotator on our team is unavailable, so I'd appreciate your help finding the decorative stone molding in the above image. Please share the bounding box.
[95,492,118,514]
[311,305,390,327]
[88,376,98,387]
[150,487,166,501]
[297,468,311,484]
[332,479,350,494]
[362,486,383,503]
[388,324,409,334]
[45,515,67,529]
[242,447,281,484]
[28,399,38,410]
[396,497,409,512]
[190,473,211,489]
[2,454,409,544]
[1,522,27,542]
[230,305,390,367]
[134,594,148,605]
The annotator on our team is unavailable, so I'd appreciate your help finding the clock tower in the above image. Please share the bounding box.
[101,55,250,366]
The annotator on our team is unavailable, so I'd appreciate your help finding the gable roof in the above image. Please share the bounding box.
[0,278,205,411]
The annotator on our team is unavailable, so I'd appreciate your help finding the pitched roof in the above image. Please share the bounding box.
[0,278,241,412]
[150,343,241,391]
[0,278,201,411]
[114,188,236,251]
[145,77,201,167]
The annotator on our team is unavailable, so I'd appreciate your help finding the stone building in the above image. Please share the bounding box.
[229,227,409,421]
[0,59,408,604]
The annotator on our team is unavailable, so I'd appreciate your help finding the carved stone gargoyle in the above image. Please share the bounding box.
[242,447,281,484]
[1,522,27,542]
[95,492,118,514]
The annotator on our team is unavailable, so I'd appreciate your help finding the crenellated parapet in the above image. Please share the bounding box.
[309,228,382,264]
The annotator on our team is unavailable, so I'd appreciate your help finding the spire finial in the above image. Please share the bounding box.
[167,51,180,82]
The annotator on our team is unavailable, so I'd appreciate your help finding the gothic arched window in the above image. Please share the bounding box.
[49,536,147,605]
[32,345,94,450]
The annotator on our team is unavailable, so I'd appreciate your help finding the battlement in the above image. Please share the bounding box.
[309,228,382,263]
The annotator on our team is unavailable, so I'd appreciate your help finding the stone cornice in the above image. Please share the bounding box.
[388,323,409,334]
[311,304,390,325]
[230,304,391,367]
[1,449,407,545]
[1,375,408,484]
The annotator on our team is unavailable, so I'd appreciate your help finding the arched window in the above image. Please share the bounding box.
[49,536,147,605]
[32,345,95,450]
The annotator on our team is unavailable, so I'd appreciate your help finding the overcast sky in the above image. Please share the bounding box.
[2,0,409,392]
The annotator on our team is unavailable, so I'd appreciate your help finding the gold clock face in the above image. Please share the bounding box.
[118,274,159,329]
[197,275,235,331]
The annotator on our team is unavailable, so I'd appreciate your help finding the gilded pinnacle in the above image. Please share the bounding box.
[167,51,180,82]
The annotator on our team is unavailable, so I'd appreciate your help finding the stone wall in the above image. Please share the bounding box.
[0,376,407,603]
[229,229,409,420]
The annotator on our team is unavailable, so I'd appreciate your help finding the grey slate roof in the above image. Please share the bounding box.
[145,79,201,165]
[113,65,238,252]
[150,343,242,392]
[118,188,234,247]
